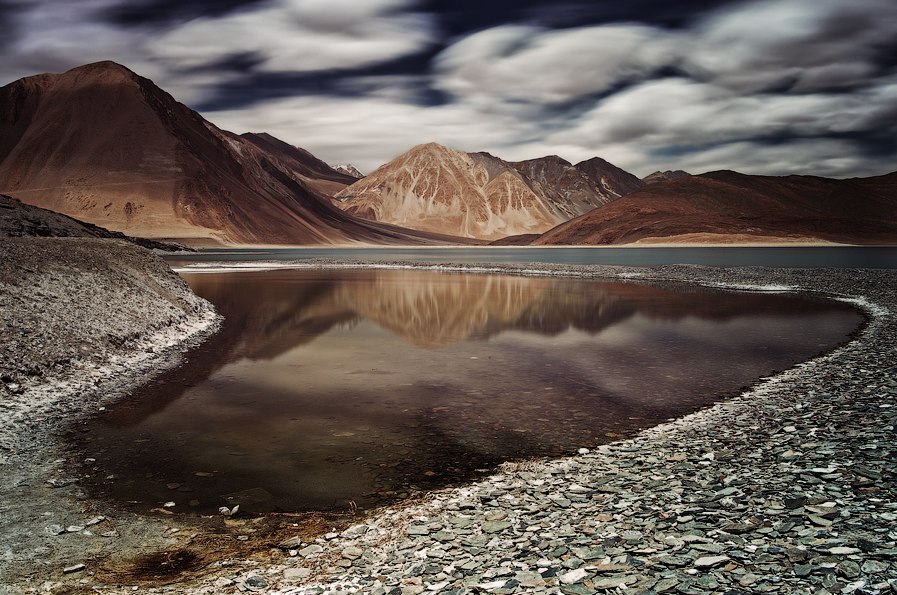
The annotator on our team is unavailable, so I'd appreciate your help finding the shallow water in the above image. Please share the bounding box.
[74,269,863,515]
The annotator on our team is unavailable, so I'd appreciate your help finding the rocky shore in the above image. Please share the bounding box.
[0,238,219,589]
[175,264,896,595]
[2,256,895,594]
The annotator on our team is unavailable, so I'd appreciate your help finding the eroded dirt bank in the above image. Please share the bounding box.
[0,238,219,590]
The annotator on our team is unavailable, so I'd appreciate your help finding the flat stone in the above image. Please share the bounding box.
[298,544,324,557]
[558,568,589,584]
[63,563,85,574]
[482,520,511,534]
[829,547,862,555]
[694,555,730,568]
[283,567,311,580]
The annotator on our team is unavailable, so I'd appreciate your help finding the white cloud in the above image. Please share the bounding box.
[151,0,435,74]
[684,0,897,92]
[434,24,679,105]
[203,94,545,172]
[545,76,897,176]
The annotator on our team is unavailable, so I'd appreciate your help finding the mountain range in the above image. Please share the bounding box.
[535,170,897,245]
[334,143,641,240]
[1,61,894,246]
[0,62,463,246]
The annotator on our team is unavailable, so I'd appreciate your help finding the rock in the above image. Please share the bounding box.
[829,547,862,555]
[62,563,85,574]
[481,520,511,534]
[244,576,268,591]
[342,546,363,560]
[739,573,760,587]
[694,555,730,568]
[298,544,324,558]
[559,568,589,584]
[283,567,311,580]
[278,536,303,550]
[406,524,430,536]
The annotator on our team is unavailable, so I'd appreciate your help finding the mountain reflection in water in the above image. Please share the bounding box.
[74,269,863,514]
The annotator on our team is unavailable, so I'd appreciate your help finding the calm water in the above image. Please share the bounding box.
[165,246,897,268]
[74,269,863,515]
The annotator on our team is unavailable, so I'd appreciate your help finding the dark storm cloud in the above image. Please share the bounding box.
[192,48,450,112]
[418,0,747,34]
[102,0,268,27]
[0,0,25,49]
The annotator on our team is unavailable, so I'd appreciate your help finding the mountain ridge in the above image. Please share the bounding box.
[534,169,897,245]
[335,142,642,240]
[0,61,464,246]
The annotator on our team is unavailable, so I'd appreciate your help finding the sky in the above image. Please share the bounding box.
[1,0,896,177]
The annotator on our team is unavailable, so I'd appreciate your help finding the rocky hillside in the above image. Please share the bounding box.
[335,143,641,240]
[0,193,188,251]
[0,61,460,246]
[535,170,897,245]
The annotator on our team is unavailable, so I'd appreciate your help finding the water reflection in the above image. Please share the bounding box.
[74,270,863,514]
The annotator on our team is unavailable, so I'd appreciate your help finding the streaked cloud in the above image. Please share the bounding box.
[0,0,895,177]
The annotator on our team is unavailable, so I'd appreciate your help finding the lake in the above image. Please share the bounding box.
[72,268,864,516]
[165,246,897,269]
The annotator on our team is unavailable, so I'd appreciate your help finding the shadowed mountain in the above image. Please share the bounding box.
[334,143,640,240]
[535,170,897,245]
[0,61,466,246]
[0,193,188,251]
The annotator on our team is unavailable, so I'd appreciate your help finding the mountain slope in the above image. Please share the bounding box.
[334,143,638,240]
[0,61,458,246]
[535,170,897,245]
[0,193,187,250]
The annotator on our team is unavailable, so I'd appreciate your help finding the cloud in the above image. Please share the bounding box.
[546,76,897,176]
[434,24,678,105]
[684,0,897,92]
[0,0,895,178]
[150,0,436,74]
[204,94,546,172]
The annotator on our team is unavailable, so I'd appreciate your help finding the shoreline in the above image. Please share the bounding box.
[0,238,221,592]
[2,256,895,593]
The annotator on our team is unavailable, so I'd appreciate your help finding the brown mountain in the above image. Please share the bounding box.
[575,156,645,197]
[535,169,897,245]
[0,61,460,246]
[334,143,637,240]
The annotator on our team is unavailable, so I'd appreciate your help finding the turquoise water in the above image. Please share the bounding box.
[166,246,897,268]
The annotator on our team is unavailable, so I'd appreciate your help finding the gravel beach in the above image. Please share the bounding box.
[1,254,894,594]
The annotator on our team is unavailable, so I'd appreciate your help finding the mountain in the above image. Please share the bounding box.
[0,61,460,246]
[334,143,638,240]
[0,193,187,250]
[535,170,897,245]
[575,157,645,197]
[643,170,690,184]
[334,164,364,179]
[239,132,359,196]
